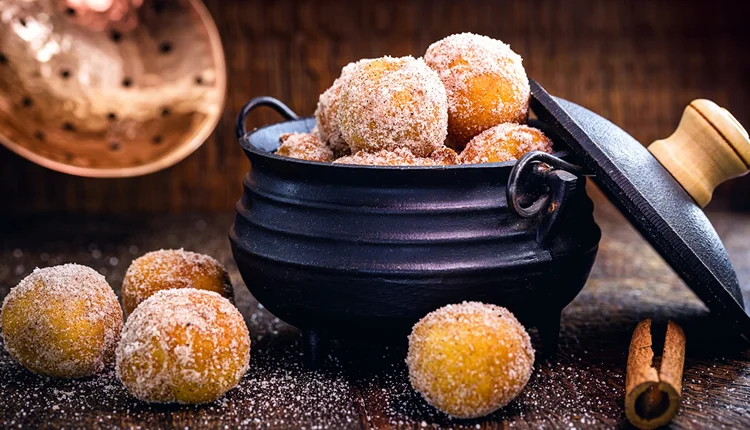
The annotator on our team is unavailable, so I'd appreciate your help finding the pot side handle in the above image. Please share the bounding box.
[236,97,300,139]
[507,151,585,245]
[649,100,750,207]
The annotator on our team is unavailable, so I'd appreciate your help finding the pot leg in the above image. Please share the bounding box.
[537,311,561,357]
[302,329,323,369]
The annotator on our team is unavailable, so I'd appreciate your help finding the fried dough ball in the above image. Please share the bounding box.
[338,56,448,157]
[315,59,373,157]
[122,249,232,316]
[275,132,334,162]
[0,264,123,378]
[430,146,460,165]
[406,301,535,418]
[116,289,250,404]
[425,33,530,148]
[459,124,554,164]
[334,146,458,167]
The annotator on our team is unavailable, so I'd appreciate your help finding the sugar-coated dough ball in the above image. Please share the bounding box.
[338,56,448,157]
[406,301,535,418]
[275,132,334,162]
[122,249,232,316]
[0,264,123,378]
[315,59,373,157]
[429,146,460,165]
[425,33,530,148]
[333,147,458,167]
[460,124,554,164]
[116,289,250,404]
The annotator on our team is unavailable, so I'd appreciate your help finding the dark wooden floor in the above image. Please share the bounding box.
[1,193,749,429]
[2,0,750,214]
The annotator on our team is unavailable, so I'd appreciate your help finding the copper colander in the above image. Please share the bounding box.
[0,0,226,177]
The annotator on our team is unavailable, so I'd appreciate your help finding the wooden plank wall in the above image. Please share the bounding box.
[1,0,748,214]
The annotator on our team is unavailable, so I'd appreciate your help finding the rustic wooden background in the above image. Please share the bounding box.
[1,0,749,214]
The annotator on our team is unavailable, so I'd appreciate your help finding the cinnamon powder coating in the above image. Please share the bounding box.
[337,56,449,158]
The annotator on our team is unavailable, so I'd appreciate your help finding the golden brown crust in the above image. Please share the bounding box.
[425,33,530,148]
[116,289,250,404]
[406,301,534,418]
[122,249,233,316]
[0,264,123,378]
[459,123,553,164]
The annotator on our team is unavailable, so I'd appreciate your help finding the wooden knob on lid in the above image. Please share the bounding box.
[648,100,750,207]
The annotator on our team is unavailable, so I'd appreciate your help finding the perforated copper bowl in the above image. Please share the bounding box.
[0,0,226,177]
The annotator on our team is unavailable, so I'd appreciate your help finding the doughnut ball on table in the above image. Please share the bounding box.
[460,124,554,164]
[406,301,535,418]
[122,249,232,316]
[116,289,251,404]
[338,56,448,157]
[315,59,373,157]
[0,264,123,378]
[425,33,530,149]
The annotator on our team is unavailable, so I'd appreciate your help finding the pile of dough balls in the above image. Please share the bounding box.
[275,33,553,166]
[0,264,123,379]
[1,250,250,405]
[406,301,535,418]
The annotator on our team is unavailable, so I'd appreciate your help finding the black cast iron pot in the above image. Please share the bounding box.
[230,97,601,362]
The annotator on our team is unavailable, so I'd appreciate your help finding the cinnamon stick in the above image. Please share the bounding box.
[625,319,686,429]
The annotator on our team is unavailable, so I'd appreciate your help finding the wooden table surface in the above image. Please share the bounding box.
[1,191,749,429]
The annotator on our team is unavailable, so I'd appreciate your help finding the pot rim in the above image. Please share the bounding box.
[239,116,571,171]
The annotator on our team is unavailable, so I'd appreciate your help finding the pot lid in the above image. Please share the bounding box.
[529,80,750,342]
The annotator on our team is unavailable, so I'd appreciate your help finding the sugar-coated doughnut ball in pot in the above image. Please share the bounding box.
[275,132,334,162]
[333,147,457,167]
[459,124,554,164]
[0,264,123,378]
[406,301,535,418]
[315,59,374,157]
[425,33,530,149]
[338,56,449,157]
[116,289,251,404]
[122,249,232,316]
